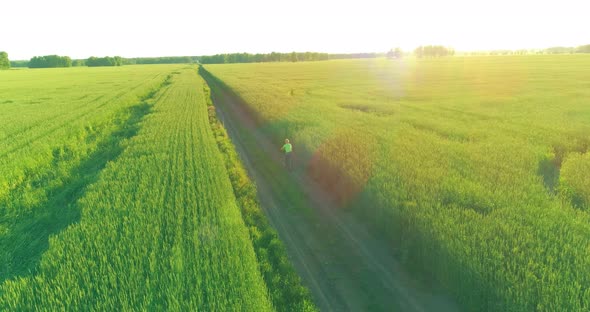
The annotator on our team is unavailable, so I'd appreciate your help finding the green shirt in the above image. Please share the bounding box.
[282,143,292,153]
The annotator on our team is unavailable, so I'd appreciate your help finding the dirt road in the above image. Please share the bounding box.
[204,75,460,312]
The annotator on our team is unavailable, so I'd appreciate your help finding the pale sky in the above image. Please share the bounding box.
[2,0,589,60]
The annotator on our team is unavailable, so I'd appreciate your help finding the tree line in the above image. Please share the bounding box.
[386,48,403,59]
[199,52,330,64]
[9,55,199,68]
[75,56,197,66]
[542,44,590,54]
[414,45,455,57]
[127,56,197,64]
[86,56,124,67]
[461,44,590,56]
[10,52,379,67]
[7,44,590,68]
[28,55,72,68]
[329,52,378,60]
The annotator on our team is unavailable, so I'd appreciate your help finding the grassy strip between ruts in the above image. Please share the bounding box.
[201,74,317,312]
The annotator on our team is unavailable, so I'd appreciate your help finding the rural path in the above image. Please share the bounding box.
[205,77,460,312]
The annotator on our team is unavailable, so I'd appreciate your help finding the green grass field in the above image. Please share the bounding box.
[204,56,590,311]
[1,65,174,284]
[0,66,314,310]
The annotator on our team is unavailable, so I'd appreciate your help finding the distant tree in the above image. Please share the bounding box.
[28,55,72,68]
[72,59,85,66]
[0,51,10,69]
[386,49,394,59]
[63,56,72,67]
[10,60,28,67]
[414,46,424,58]
[329,52,377,59]
[544,47,575,54]
[253,53,265,62]
[123,58,137,65]
[129,56,192,64]
[386,48,403,59]
[576,44,590,53]
[86,56,123,67]
[224,54,236,63]
[270,52,281,62]
[198,51,332,64]
[414,45,454,58]
[28,57,43,66]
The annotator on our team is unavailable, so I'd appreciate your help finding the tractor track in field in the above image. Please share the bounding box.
[203,74,460,312]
